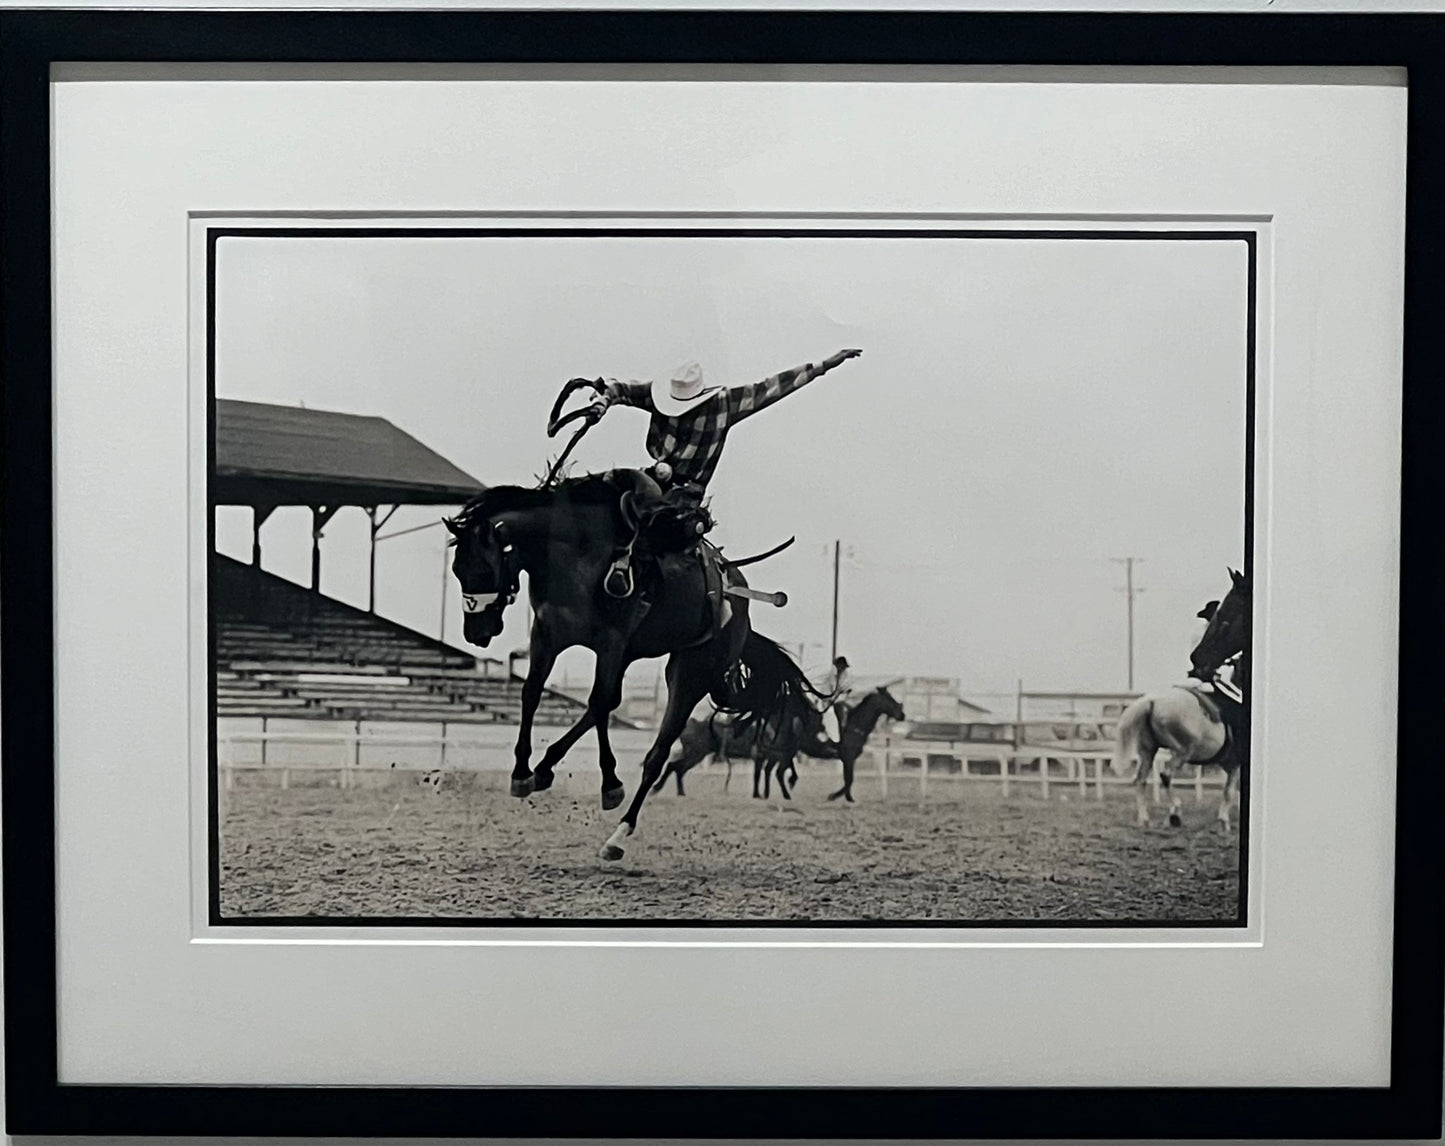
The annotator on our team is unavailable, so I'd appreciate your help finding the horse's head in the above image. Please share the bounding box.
[1189,568,1249,681]
[875,685,907,724]
[444,500,521,648]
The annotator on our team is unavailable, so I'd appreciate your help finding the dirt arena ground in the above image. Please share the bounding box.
[217,766,1242,923]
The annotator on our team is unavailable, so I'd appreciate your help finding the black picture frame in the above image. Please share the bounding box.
[2,9,1441,1139]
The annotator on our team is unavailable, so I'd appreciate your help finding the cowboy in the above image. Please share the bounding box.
[586,348,863,590]
[818,655,853,741]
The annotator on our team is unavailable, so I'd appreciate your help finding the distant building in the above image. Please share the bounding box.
[848,675,991,720]
[846,675,1001,742]
[1014,690,1141,749]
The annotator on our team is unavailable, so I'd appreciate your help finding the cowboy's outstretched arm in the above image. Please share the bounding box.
[726,348,861,422]
[595,379,654,413]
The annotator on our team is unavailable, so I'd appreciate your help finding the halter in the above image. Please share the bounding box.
[460,534,519,619]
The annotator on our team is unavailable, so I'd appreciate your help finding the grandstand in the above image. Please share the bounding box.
[212,399,591,730]
[214,555,583,724]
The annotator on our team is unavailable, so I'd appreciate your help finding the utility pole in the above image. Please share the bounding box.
[1110,557,1145,690]
[439,542,450,643]
[830,539,841,664]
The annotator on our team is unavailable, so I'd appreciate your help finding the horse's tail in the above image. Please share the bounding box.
[1110,696,1154,777]
[712,630,825,743]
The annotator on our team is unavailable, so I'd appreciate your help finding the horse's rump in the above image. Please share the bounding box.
[710,630,828,745]
[1138,688,1231,765]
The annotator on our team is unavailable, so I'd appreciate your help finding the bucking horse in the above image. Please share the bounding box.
[1109,568,1251,832]
[445,380,813,860]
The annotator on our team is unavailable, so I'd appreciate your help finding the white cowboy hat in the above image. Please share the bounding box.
[651,361,719,417]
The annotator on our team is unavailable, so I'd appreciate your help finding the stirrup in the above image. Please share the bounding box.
[604,556,634,598]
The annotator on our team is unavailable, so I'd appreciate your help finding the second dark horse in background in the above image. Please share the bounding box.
[654,685,907,803]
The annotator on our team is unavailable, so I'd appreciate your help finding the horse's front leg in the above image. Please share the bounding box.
[510,642,558,798]
[530,709,596,793]
[581,643,630,810]
[827,748,856,802]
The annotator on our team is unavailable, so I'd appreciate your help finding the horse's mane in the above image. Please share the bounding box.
[450,473,619,531]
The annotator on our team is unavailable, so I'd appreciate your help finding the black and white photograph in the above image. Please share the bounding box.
[209,226,1252,925]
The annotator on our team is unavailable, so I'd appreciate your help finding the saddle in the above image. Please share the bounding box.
[603,468,714,600]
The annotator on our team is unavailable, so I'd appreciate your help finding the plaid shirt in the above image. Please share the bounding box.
[604,363,826,490]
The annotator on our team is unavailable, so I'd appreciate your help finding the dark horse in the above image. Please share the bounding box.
[822,686,908,803]
[446,473,812,860]
[650,714,781,797]
[655,685,907,803]
[1109,569,1251,831]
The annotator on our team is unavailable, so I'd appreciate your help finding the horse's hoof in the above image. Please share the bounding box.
[1168,813,1183,828]
[599,843,625,861]
[532,771,555,792]
[601,785,626,811]
[510,776,535,798]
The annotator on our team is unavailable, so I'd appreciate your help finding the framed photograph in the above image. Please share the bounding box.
[3,9,1442,1138]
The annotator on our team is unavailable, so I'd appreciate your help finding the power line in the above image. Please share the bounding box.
[375,517,445,543]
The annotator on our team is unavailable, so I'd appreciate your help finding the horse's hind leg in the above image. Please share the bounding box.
[1160,759,1183,828]
[1217,764,1240,833]
[1133,745,1158,826]
[757,757,780,797]
[600,650,712,861]
[584,643,630,810]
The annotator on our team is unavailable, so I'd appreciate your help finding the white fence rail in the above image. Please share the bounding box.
[216,720,1228,801]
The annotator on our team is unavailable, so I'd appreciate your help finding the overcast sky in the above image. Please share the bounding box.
[213,233,1247,706]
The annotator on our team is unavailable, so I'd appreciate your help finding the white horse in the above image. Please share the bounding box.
[1109,570,1249,832]
[1109,680,1242,831]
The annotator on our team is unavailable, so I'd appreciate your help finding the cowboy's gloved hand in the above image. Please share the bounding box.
[586,393,611,420]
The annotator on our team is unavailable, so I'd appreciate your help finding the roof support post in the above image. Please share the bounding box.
[310,505,340,591]
[252,504,276,568]
[368,505,397,614]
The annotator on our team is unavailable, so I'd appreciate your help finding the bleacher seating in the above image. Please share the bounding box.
[213,555,598,725]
